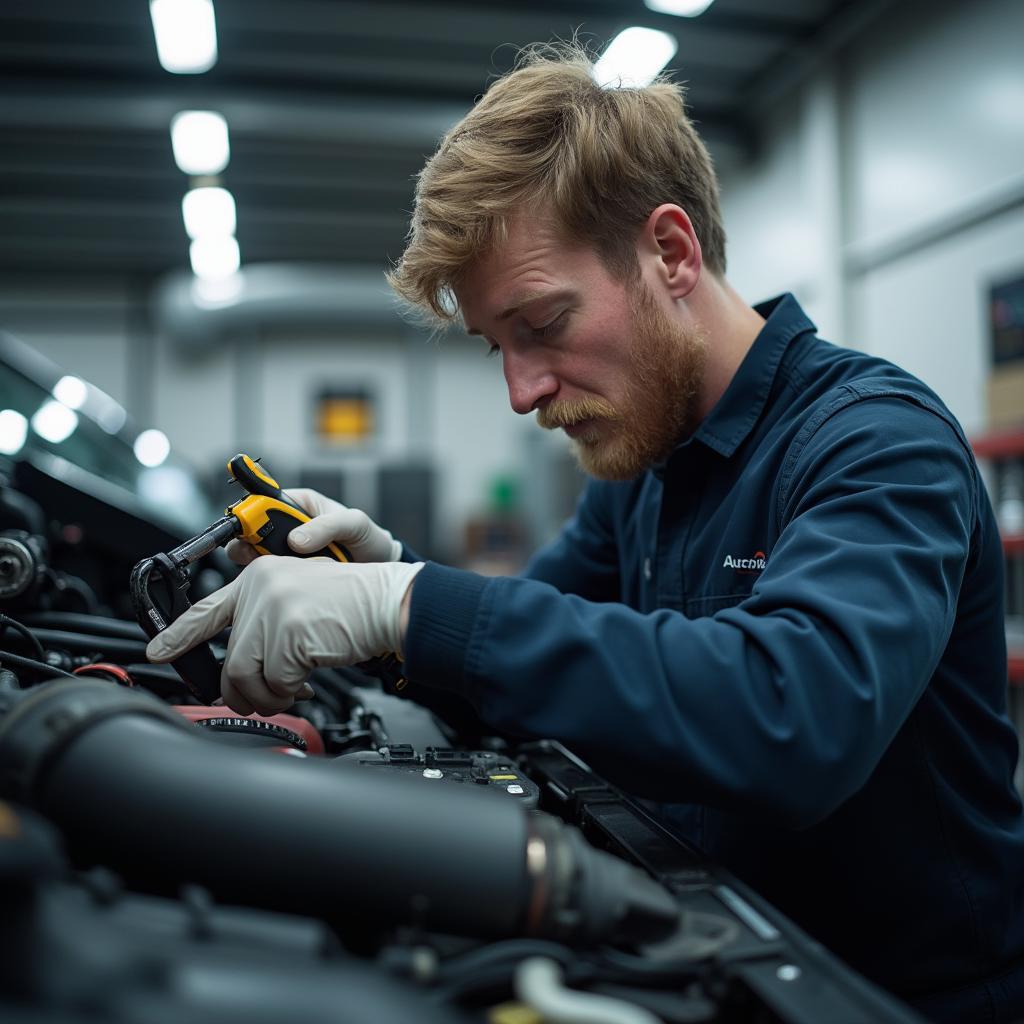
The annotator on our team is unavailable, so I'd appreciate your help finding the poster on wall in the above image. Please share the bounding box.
[314,387,375,445]
[987,275,1024,430]
[991,276,1024,365]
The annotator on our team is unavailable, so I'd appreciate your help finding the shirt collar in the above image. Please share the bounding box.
[689,292,817,459]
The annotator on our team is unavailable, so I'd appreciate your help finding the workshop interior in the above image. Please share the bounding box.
[1,1,1023,1022]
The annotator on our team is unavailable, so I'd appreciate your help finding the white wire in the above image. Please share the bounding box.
[514,957,663,1024]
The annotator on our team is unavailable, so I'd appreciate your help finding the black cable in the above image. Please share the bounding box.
[8,627,146,662]
[0,649,76,680]
[0,612,47,663]
[434,939,577,981]
[425,939,586,1002]
[426,924,731,1004]
[20,610,146,641]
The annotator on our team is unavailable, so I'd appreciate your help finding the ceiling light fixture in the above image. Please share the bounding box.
[593,27,679,89]
[150,0,218,74]
[52,375,88,410]
[182,186,236,239]
[189,235,240,280]
[170,111,230,176]
[643,0,716,17]
[134,429,172,469]
[31,401,78,445]
[0,410,28,456]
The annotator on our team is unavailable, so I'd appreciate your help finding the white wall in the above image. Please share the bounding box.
[843,0,1024,434]
[721,0,1024,434]
[721,83,844,338]
[150,328,234,469]
[850,208,1024,435]
[844,0,1024,250]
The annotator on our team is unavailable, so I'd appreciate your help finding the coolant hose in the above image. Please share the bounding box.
[0,680,678,946]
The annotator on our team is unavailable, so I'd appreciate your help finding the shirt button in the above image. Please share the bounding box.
[643,557,652,581]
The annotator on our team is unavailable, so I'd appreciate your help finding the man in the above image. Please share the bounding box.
[148,46,1024,1021]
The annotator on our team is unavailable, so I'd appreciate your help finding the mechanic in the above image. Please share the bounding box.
[147,45,1024,1022]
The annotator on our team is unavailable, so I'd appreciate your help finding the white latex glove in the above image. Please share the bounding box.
[146,556,424,717]
[226,488,402,566]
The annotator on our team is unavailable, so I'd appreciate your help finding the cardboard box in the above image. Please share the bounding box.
[988,362,1024,430]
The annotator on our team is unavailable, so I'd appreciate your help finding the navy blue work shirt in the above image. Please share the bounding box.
[404,294,1024,1020]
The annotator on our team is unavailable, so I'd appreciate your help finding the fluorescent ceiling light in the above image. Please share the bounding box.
[0,409,28,455]
[53,375,88,410]
[150,0,218,74]
[190,235,240,280]
[31,400,78,444]
[644,0,715,16]
[134,429,171,468]
[171,111,230,176]
[182,186,236,239]
[593,27,678,88]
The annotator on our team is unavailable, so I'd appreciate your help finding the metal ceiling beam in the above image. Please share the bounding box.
[0,78,747,149]
[0,0,799,49]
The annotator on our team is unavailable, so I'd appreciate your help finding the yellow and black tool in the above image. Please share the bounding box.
[224,453,352,562]
[129,453,353,703]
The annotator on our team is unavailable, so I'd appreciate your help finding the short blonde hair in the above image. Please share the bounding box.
[387,43,727,321]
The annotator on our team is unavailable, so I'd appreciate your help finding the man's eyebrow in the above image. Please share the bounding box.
[464,289,574,336]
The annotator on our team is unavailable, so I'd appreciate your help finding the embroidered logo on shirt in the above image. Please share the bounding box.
[723,550,766,575]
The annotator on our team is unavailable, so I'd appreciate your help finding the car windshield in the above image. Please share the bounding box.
[0,331,218,537]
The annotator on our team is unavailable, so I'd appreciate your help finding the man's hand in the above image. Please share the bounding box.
[226,488,402,566]
[146,556,424,716]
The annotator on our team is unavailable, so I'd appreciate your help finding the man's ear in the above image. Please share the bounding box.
[638,204,701,300]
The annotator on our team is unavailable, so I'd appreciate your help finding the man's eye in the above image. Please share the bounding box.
[486,344,500,358]
[531,311,567,338]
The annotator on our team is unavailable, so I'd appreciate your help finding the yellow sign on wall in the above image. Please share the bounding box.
[316,390,374,443]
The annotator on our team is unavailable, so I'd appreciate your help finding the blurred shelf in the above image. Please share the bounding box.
[973,431,1024,690]
[970,427,1024,459]
[1010,653,1024,686]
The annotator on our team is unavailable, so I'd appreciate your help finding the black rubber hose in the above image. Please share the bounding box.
[47,719,531,935]
[19,611,147,641]
[0,682,679,947]
[7,627,148,662]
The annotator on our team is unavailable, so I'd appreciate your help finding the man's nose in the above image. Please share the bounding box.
[503,351,557,415]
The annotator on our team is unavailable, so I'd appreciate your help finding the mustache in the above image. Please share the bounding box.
[536,396,618,430]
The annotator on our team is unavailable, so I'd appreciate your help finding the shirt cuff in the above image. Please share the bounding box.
[399,542,425,563]
[404,561,490,701]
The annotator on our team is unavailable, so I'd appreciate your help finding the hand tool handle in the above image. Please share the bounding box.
[227,454,303,508]
[227,454,353,562]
